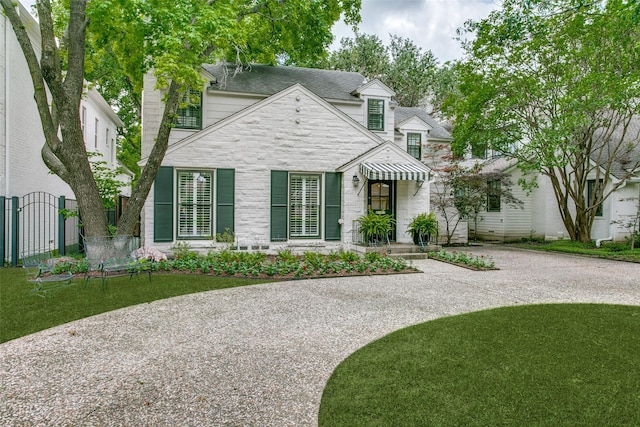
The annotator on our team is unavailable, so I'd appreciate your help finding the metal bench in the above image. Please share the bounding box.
[22,251,74,298]
[83,235,152,289]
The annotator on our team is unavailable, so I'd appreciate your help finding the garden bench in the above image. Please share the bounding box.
[83,235,153,289]
[22,251,74,298]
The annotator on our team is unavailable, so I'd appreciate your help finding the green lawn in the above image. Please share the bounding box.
[319,304,640,426]
[0,267,271,343]
[511,239,640,262]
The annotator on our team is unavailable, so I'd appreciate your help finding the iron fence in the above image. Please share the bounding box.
[1,192,80,266]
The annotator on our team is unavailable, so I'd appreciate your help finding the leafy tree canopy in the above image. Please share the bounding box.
[445,0,640,242]
[326,33,446,110]
[2,0,361,237]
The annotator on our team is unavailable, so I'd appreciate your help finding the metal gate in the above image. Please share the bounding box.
[1,192,79,266]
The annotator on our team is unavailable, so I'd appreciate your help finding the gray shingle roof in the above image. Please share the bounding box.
[202,63,366,102]
[592,115,640,179]
[394,107,453,140]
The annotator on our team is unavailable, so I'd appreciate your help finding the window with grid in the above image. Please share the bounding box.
[94,118,99,149]
[367,99,384,131]
[290,174,320,238]
[177,171,212,238]
[587,179,604,216]
[407,132,422,159]
[487,180,501,212]
[81,106,86,139]
[175,89,202,129]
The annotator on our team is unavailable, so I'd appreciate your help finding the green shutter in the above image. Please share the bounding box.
[271,170,288,241]
[154,166,174,242]
[216,169,235,235]
[325,172,342,240]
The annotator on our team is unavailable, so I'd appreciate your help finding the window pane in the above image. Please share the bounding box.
[178,171,212,238]
[367,99,384,131]
[407,133,421,159]
[175,89,202,129]
[290,175,320,238]
[487,180,501,212]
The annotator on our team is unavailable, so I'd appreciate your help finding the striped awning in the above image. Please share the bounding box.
[359,163,428,181]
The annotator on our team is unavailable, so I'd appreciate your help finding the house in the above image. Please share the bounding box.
[140,63,453,253]
[469,119,640,242]
[0,2,128,200]
[0,2,129,263]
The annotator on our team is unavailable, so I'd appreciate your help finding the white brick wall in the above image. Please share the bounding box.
[143,84,432,252]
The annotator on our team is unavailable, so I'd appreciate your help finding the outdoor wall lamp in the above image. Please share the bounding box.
[352,174,360,186]
[416,178,425,188]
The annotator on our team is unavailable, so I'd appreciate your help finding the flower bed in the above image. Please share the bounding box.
[428,249,498,271]
[54,249,420,280]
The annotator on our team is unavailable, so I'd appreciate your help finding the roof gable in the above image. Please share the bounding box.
[142,83,386,163]
[397,116,433,132]
[394,107,452,141]
[353,79,396,97]
[337,141,431,173]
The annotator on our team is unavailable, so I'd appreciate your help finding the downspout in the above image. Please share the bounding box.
[4,13,10,196]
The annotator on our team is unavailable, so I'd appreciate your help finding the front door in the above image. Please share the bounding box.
[367,180,396,241]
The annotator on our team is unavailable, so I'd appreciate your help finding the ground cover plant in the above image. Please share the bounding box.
[511,239,640,263]
[319,304,640,426]
[428,249,496,270]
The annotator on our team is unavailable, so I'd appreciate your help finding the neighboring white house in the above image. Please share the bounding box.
[469,120,640,242]
[0,2,129,199]
[141,63,453,253]
[0,3,129,263]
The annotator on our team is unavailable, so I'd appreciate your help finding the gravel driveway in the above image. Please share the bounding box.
[1,245,639,426]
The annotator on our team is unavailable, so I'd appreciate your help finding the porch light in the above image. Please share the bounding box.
[352,174,360,186]
[416,177,425,188]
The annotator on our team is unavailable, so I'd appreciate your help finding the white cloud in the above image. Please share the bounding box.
[331,0,499,63]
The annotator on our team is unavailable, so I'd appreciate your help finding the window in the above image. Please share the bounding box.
[407,132,422,160]
[94,118,99,149]
[289,174,320,238]
[587,179,603,217]
[487,180,501,212]
[175,89,202,129]
[81,106,86,139]
[177,171,213,238]
[367,99,384,131]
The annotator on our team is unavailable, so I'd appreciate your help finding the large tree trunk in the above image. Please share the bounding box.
[116,81,181,236]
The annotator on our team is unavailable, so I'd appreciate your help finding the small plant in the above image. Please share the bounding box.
[406,212,438,245]
[215,228,235,244]
[364,251,381,263]
[339,250,360,263]
[276,249,297,262]
[357,210,395,245]
[171,242,198,260]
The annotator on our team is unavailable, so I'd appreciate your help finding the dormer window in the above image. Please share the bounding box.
[367,99,384,131]
[407,132,421,160]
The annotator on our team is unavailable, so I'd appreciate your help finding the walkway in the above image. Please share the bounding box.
[1,245,639,426]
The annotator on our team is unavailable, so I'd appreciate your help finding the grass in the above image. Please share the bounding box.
[510,239,640,262]
[0,267,271,344]
[319,304,640,426]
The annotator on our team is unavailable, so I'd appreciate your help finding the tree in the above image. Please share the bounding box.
[425,145,522,244]
[385,35,437,108]
[446,0,640,243]
[2,0,360,238]
[327,33,441,108]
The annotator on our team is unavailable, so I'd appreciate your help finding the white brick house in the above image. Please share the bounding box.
[141,64,453,253]
[0,2,128,199]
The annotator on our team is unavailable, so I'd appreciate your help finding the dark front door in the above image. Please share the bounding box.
[367,180,396,241]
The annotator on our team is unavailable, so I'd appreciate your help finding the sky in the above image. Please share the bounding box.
[19,0,498,64]
[331,0,499,64]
